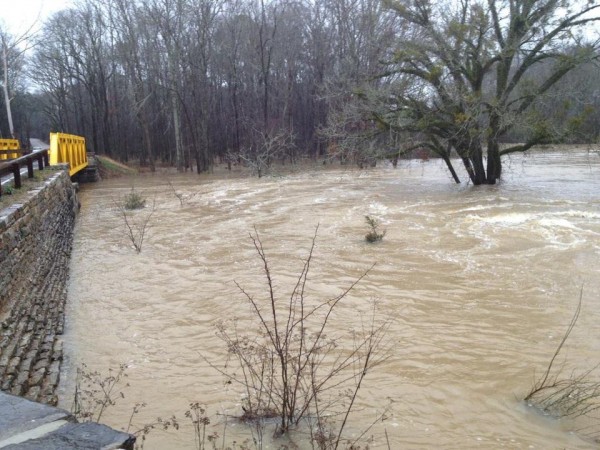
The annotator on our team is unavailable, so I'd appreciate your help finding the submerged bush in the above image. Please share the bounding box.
[365,215,386,243]
[123,188,146,210]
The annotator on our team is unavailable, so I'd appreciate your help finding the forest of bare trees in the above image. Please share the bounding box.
[1,0,599,179]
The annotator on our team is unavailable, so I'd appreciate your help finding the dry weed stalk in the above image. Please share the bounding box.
[71,363,178,450]
[71,363,129,423]
[212,227,390,449]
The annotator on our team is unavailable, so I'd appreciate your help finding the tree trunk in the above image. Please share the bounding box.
[2,44,15,138]
[199,70,211,173]
[172,91,184,172]
[474,152,487,184]
[141,121,155,172]
[486,115,502,182]
[443,156,461,183]
[168,53,184,172]
[486,141,501,184]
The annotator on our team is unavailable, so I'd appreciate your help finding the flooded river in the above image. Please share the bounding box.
[60,149,600,449]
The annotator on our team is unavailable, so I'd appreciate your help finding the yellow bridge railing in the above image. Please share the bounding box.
[0,139,21,160]
[49,132,88,176]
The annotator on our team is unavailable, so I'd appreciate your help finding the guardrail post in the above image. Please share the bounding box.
[11,162,21,189]
[27,158,34,178]
[37,152,45,170]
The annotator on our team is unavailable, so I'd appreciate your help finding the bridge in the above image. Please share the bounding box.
[0,133,90,197]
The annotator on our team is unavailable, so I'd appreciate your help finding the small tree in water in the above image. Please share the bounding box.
[365,215,386,243]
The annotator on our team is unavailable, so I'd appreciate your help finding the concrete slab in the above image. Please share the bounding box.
[0,392,73,440]
[0,420,70,447]
[1,423,135,450]
[0,392,135,449]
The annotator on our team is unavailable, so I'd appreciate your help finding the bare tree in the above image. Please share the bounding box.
[238,127,295,177]
[0,24,37,139]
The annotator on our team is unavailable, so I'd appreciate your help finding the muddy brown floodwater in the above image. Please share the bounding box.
[59,149,600,449]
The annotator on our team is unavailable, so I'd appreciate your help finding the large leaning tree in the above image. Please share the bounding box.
[368,0,600,184]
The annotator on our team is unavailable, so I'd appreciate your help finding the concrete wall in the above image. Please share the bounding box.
[0,168,78,405]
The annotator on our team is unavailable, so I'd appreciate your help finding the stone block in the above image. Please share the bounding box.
[28,367,46,387]
[46,363,60,390]
[32,358,48,372]
[14,371,30,392]
[9,383,25,396]
[52,340,63,356]
[7,357,21,376]
[24,385,41,402]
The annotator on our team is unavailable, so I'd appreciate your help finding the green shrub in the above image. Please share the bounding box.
[123,188,146,210]
[365,215,386,242]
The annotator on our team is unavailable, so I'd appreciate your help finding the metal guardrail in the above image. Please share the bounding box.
[49,133,88,176]
[0,139,21,160]
[0,150,49,198]
[0,133,88,195]
[0,149,22,159]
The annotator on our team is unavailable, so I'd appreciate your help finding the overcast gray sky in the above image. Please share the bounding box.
[1,0,73,35]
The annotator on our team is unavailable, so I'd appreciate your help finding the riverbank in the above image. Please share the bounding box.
[0,169,78,405]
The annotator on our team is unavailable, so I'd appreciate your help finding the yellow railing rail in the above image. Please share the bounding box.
[49,132,88,176]
[0,139,21,160]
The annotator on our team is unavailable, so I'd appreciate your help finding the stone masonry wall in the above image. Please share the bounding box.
[0,168,78,406]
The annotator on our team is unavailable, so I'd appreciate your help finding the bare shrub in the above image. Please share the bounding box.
[167,181,197,207]
[238,128,296,178]
[116,194,156,253]
[126,402,179,450]
[211,227,390,449]
[525,292,600,440]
